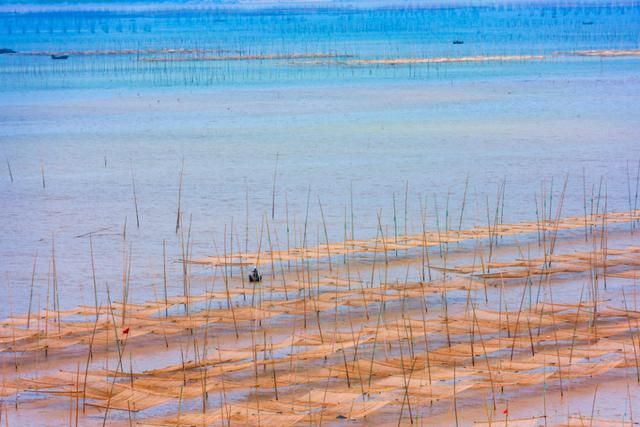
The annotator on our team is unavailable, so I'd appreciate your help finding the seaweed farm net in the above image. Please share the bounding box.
[1,209,640,425]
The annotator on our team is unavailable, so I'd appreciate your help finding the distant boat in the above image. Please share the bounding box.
[0,48,16,54]
[51,54,69,60]
[452,40,464,45]
[582,21,594,25]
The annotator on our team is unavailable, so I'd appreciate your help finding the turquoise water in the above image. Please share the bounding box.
[0,1,639,317]
[1,2,639,89]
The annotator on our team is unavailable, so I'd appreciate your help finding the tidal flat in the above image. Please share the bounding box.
[1,1,640,425]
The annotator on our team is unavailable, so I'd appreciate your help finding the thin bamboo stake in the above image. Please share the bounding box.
[175,159,184,234]
[163,239,168,318]
[131,170,140,228]
[5,158,13,183]
[318,196,332,272]
[26,252,38,329]
[223,224,239,338]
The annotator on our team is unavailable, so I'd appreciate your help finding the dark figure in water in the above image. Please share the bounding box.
[249,267,262,283]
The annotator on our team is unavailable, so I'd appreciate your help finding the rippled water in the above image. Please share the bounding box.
[0,1,639,318]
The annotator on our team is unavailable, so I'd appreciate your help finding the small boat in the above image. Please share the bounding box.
[582,21,594,25]
[0,48,16,54]
[452,40,464,45]
[248,267,262,283]
[51,54,69,60]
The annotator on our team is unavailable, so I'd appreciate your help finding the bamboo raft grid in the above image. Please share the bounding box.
[11,48,640,63]
[5,302,639,425]
[340,55,546,66]
[192,209,640,267]
[1,210,640,425]
[290,49,640,67]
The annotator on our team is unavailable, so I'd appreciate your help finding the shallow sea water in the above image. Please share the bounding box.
[0,1,639,318]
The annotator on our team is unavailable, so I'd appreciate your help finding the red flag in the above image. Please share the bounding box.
[503,409,508,415]
[122,327,130,335]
